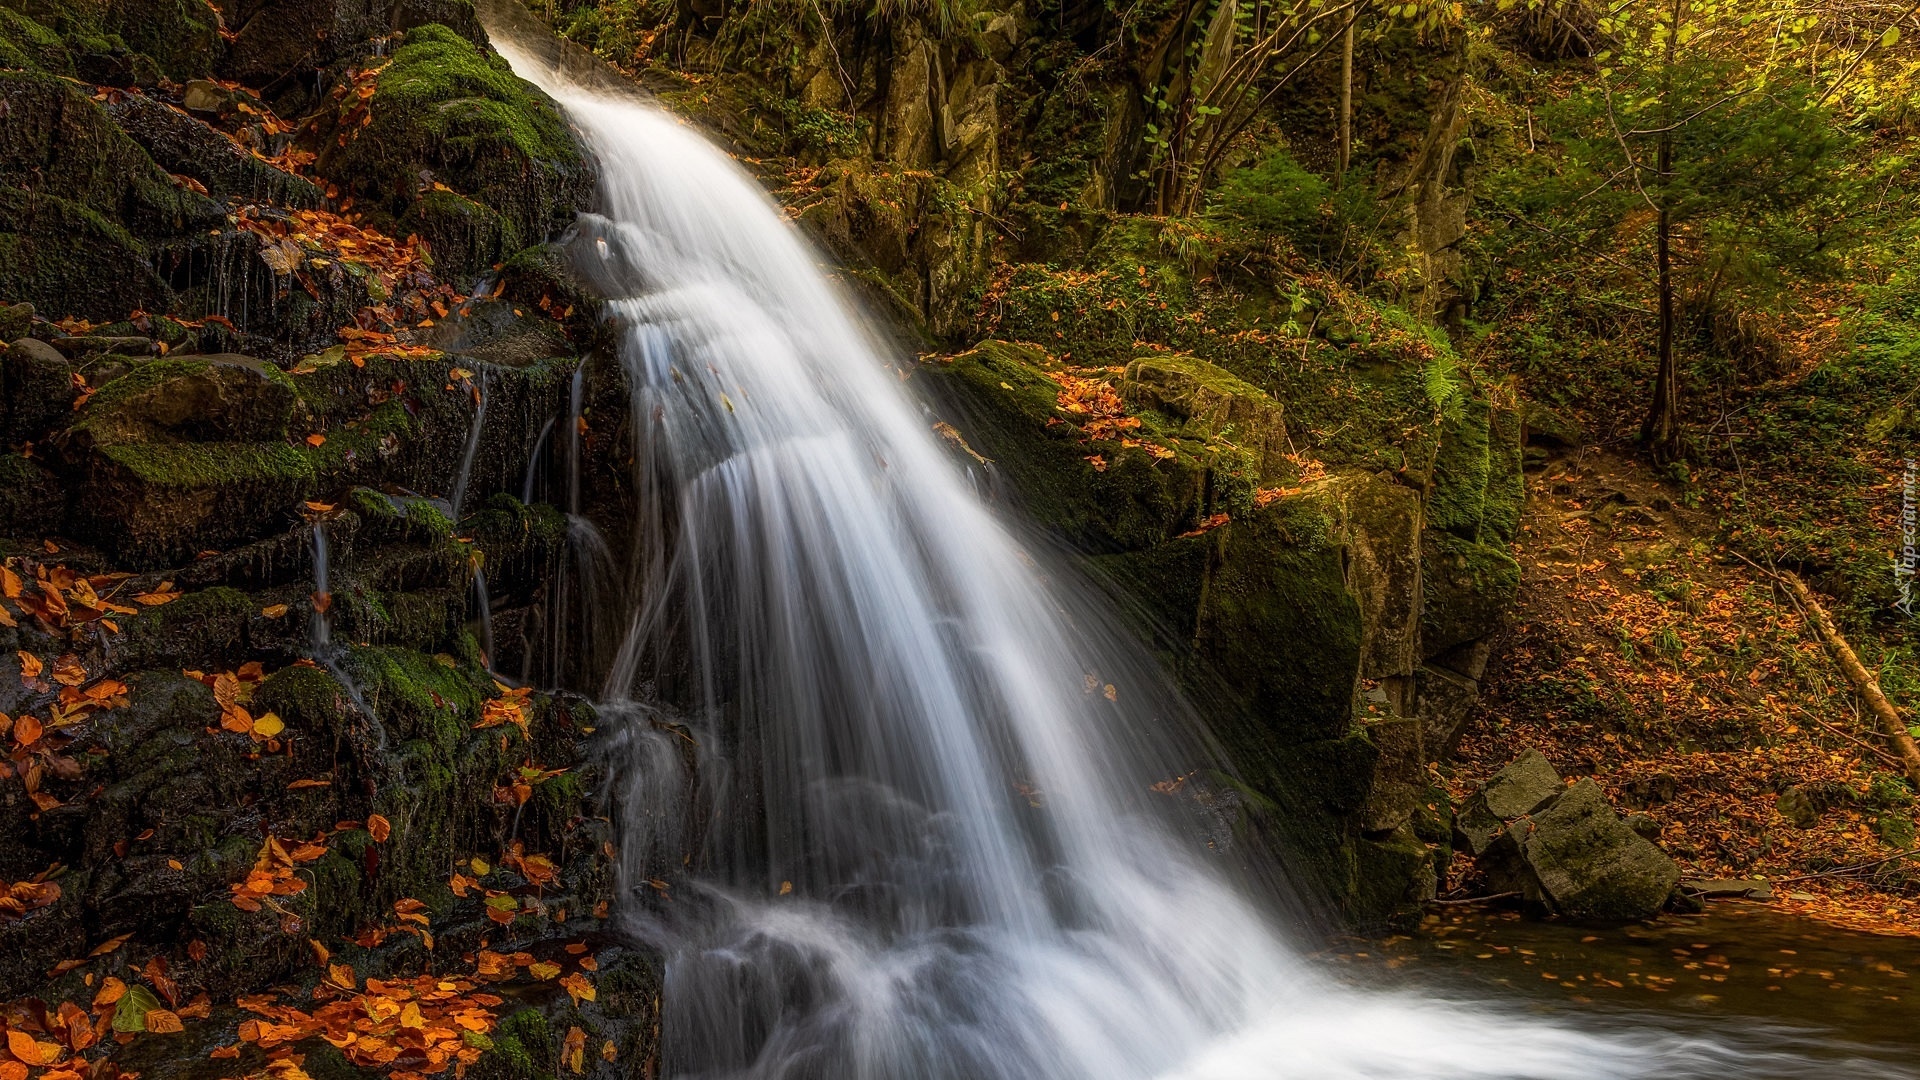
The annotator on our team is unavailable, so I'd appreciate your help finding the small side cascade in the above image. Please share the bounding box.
[449,369,491,521]
[473,566,497,672]
[566,362,586,515]
[521,416,557,505]
[309,524,332,655]
[309,522,386,752]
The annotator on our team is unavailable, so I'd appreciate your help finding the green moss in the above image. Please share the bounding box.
[1420,529,1522,656]
[1427,396,1491,538]
[104,0,218,80]
[0,70,220,230]
[0,6,71,72]
[1197,493,1364,746]
[320,23,592,282]
[0,189,167,320]
[482,1007,555,1080]
[96,439,314,488]
[1482,397,1525,545]
[920,341,1210,551]
[403,188,513,277]
[113,586,254,669]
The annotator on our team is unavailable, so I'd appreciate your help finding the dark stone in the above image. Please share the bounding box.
[1484,779,1680,921]
[1624,812,1660,841]
[1522,400,1584,448]
[1776,783,1840,829]
[1412,663,1478,761]
[1420,528,1521,657]
[49,335,155,358]
[2,334,74,442]
[0,301,31,342]
[1453,748,1562,856]
[105,90,324,209]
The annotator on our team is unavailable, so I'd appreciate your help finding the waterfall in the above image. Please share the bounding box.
[482,11,1881,1078]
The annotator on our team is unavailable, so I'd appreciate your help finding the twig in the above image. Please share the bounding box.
[1797,706,1903,768]
[1428,891,1519,906]
[1773,847,1920,884]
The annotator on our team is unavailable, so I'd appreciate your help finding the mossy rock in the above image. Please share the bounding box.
[318,23,594,283]
[101,0,221,81]
[1427,395,1490,538]
[403,188,516,285]
[112,585,257,670]
[1482,395,1525,546]
[1419,528,1521,657]
[0,188,171,321]
[81,354,302,442]
[105,91,323,209]
[61,425,317,566]
[1196,493,1364,747]
[0,69,221,233]
[0,452,59,535]
[919,341,1210,552]
[1120,353,1289,479]
[2,334,76,441]
[0,4,73,73]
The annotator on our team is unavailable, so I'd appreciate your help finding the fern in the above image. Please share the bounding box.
[1423,355,1466,418]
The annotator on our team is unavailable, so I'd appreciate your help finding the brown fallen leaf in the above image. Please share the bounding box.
[367,814,391,842]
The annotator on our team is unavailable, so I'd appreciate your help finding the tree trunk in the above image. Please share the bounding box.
[1639,0,1685,463]
[1337,14,1354,189]
[1784,572,1920,791]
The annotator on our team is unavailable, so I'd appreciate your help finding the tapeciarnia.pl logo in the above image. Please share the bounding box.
[1899,458,1917,617]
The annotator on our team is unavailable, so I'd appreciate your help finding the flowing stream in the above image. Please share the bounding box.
[481,9,1905,1077]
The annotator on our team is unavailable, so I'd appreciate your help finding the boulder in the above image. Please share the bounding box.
[1412,662,1479,761]
[1120,354,1289,479]
[1,334,75,442]
[104,90,324,209]
[0,301,31,342]
[1484,778,1681,920]
[1523,399,1584,448]
[1453,748,1562,856]
[315,24,595,284]
[61,355,317,564]
[78,354,303,443]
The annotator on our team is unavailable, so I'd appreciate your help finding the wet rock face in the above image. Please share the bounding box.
[920,336,1525,927]
[1464,754,1683,921]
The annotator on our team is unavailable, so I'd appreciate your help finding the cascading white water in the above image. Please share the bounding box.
[484,14,1896,1079]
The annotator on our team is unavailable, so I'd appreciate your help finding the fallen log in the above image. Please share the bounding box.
[1781,571,1920,790]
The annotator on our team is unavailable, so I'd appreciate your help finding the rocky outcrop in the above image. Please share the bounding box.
[921,329,1525,926]
[0,6,657,1075]
[1463,752,1682,921]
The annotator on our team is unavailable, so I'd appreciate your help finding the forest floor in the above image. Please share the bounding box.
[1449,445,1920,937]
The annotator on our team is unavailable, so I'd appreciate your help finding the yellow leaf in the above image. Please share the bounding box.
[261,603,289,619]
[251,712,285,738]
